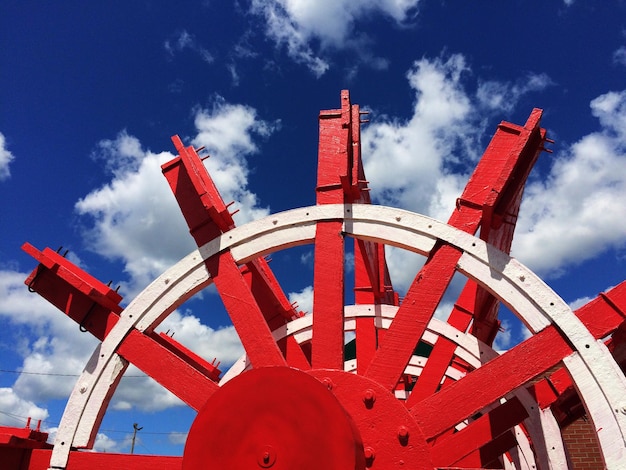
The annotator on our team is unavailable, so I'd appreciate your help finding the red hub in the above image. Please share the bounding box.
[183,367,366,469]
[308,370,433,469]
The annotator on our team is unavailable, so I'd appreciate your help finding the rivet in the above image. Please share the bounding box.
[621,406,626,415]
[364,446,375,461]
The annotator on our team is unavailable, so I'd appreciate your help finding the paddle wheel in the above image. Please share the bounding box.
[2,90,626,469]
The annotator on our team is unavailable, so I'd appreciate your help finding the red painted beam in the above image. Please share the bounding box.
[204,252,287,368]
[117,329,219,411]
[22,243,121,341]
[364,110,547,392]
[430,397,528,467]
[27,449,181,470]
[311,221,345,369]
[412,325,571,440]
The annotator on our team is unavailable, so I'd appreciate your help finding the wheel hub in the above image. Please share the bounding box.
[182,367,366,469]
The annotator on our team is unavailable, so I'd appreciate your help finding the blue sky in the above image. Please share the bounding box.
[1,0,625,457]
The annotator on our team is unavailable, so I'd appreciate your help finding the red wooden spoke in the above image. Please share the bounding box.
[430,397,528,467]
[117,329,219,412]
[411,325,572,440]
[354,239,392,375]
[365,110,547,393]
[453,430,518,469]
[405,298,473,406]
[355,317,377,375]
[164,135,299,368]
[311,220,345,369]
[284,335,312,370]
[205,252,287,368]
[365,243,463,391]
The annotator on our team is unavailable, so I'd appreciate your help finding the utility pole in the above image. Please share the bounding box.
[130,422,143,454]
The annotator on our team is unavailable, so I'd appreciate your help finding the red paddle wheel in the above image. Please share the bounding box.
[2,91,626,469]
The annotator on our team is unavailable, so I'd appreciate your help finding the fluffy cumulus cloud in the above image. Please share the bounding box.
[513,90,626,275]
[250,0,420,76]
[362,54,475,223]
[0,97,273,426]
[477,73,553,113]
[359,52,625,298]
[0,270,99,405]
[0,132,15,181]
[76,98,276,293]
[360,54,551,291]
[0,388,48,426]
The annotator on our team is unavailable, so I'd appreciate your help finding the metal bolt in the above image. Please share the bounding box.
[363,389,376,407]
[398,425,410,446]
[364,446,375,461]
[621,406,626,415]
[322,377,334,390]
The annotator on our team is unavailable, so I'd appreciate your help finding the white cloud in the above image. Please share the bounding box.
[477,73,553,113]
[93,432,126,453]
[168,431,188,445]
[513,90,626,276]
[362,54,475,220]
[250,0,420,76]
[0,132,15,181]
[0,388,48,426]
[157,310,244,368]
[493,320,513,352]
[613,46,626,67]
[568,295,594,311]
[359,52,625,291]
[288,285,313,315]
[164,30,213,64]
[0,270,99,403]
[76,98,276,293]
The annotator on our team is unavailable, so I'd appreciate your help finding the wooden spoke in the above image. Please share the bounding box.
[411,325,572,440]
[311,220,345,369]
[205,252,287,368]
[365,243,462,391]
[117,329,219,412]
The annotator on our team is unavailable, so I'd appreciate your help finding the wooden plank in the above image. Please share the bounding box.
[411,325,571,440]
[205,252,286,368]
[311,221,345,369]
[365,243,465,391]
[430,397,528,466]
[117,329,219,411]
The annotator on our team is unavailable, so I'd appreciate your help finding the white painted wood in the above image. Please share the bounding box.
[563,351,626,469]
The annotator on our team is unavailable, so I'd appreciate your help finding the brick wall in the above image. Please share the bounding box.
[561,416,604,469]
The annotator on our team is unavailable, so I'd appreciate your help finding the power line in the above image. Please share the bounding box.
[0,368,144,378]
[0,409,186,436]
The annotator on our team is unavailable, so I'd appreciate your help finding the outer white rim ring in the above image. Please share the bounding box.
[49,204,626,469]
